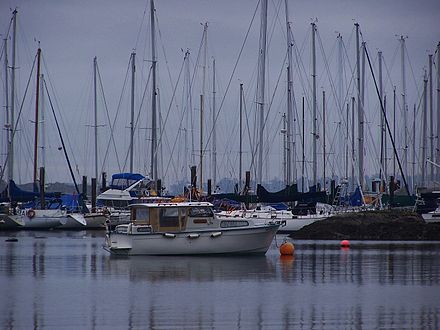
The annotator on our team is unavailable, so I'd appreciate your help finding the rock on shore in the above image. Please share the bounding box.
[289,210,440,240]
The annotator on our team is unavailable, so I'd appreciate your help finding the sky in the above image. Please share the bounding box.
[1,0,440,192]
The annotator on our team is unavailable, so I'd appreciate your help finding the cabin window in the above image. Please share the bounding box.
[220,220,249,228]
[188,207,213,218]
[135,208,149,222]
[159,208,180,227]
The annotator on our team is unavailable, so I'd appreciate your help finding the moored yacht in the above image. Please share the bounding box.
[104,201,279,255]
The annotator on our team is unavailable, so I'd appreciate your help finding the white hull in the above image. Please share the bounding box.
[219,210,330,233]
[0,213,25,229]
[12,209,67,229]
[422,212,440,223]
[60,213,107,229]
[105,224,279,256]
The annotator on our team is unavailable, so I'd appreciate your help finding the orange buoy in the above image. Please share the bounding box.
[340,239,350,248]
[279,241,295,255]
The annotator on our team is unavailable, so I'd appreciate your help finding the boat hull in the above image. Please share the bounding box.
[13,209,67,229]
[0,213,24,229]
[422,212,440,223]
[105,224,279,256]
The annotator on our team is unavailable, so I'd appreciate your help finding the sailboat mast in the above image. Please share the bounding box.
[150,0,158,182]
[257,0,268,185]
[436,42,440,181]
[93,56,98,182]
[355,23,362,189]
[200,22,207,190]
[378,51,384,182]
[400,36,408,181]
[422,71,428,186]
[3,37,9,184]
[33,47,42,191]
[199,94,204,191]
[40,74,46,169]
[285,0,293,185]
[345,102,349,179]
[393,86,396,178]
[428,54,434,181]
[8,9,17,185]
[302,96,305,192]
[130,52,136,173]
[311,22,317,187]
[212,58,217,187]
[351,96,355,191]
[282,113,287,185]
[412,103,416,192]
[239,83,243,191]
[322,90,326,191]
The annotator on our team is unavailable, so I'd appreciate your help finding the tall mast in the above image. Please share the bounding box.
[199,94,204,191]
[421,71,428,187]
[345,102,349,179]
[322,90,326,190]
[33,47,42,192]
[393,86,396,178]
[257,0,268,185]
[400,36,408,181]
[282,113,287,185]
[285,0,293,184]
[40,74,46,169]
[311,22,317,187]
[412,104,416,192]
[3,37,9,185]
[351,97,355,191]
[428,54,434,181]
[378,51,385,182]
[130,52,136,173]
[93,56,98,182]
[150,0,158,182]
[436,42,440,181]
[200,22,207,188]
[212,58,217,187]
[239,83,243,190]
[302,96,305,192]
[8,9,17,184]
[355,23,364,188]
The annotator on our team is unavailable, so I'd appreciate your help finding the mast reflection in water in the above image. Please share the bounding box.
[0,231,439,329]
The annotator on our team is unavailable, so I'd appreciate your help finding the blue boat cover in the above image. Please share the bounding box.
[110,173,145,190]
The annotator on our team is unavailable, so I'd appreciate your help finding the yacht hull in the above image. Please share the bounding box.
[105,224,279,256]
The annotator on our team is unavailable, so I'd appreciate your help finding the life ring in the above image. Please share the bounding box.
[27,209,36,219]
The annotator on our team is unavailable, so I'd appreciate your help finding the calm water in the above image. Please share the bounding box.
[0,231,439,329]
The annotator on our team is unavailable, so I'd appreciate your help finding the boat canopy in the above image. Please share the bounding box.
[110,173,145,190]
[0,180,60,203]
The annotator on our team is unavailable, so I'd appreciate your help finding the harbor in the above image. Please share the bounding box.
[1,0,440,328]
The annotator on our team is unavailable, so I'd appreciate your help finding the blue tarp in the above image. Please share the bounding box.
[110,173,145,190]
[349,187,363,206]
[0,180,60,203]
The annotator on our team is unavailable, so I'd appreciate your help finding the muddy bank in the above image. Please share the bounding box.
[289,210,440,240]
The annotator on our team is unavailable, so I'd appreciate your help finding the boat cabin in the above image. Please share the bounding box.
[129,202,217,232]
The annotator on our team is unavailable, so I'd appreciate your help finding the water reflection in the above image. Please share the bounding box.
[0,232,439,329]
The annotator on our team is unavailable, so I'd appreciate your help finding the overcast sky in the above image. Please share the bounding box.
[1,0,440,190]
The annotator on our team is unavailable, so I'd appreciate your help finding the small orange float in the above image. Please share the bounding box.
[279,241,295,255]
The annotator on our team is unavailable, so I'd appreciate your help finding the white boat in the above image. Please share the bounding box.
[104,202,279,256]
[97,173,167,227]
[59,212,107,229]
[10,208,68,229]
[422,208,440,223]
[218,203,331,234]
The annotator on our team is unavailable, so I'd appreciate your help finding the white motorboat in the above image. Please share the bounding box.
[104,202,279,256]
[421,208,440,223]
[218,204,331,234]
